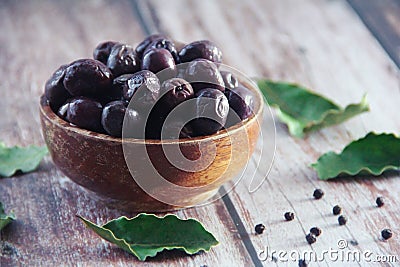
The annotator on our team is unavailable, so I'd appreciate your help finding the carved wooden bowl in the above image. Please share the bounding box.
[40,69,263,211]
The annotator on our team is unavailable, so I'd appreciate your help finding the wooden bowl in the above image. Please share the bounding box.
[40,71,263,211]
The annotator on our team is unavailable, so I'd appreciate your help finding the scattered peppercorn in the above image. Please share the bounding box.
[255,223,265,234]
[338,215,347,226]
[350,240,359,246]
[306,233,317,244]
[376,197,384,207]
[298,259,308,267]
[381,229,392,240]
[333,205,342,215]
[313,189,324,199]
[284,212,295,221]
[310,227,322,237]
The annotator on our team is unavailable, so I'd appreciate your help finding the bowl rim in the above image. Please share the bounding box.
[40,77,264,145]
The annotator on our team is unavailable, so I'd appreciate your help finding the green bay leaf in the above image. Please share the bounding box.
[78,213,219,261]
[257,80,369,137]
[0,142,48,177]
[0,202,15,230]
[312,132,400,180]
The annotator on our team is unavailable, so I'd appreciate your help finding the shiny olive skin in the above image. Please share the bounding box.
[224,85,254,128]
[148,110,194,139]
[93,41,119,64]
[45,64,71,112]
[63,59,113,96]
[110,74,135,102]
[225,85,254,120]
[123,70,161,111]
[107,44,140,76]
[184,59,225,93]
[220,71,239,90]
[161,120,194,139]
[176,64,187,79]
[57,101,69,120]
[148,78,194,138]
[141,48,177,80]
[94,74,131,105]
[124,107,146,139]
[179,40,222,64]
[101,100,127,137]
[135,34,167,58]
[159,78,194,112]
[47,35,256,138]
[191,88,229,135]
[145,38,180,64]
[113,73,137,95]
[63,97,103,132]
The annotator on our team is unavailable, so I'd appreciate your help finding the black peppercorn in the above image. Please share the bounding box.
[298,259,308,267]
[255,224,265,234]
[306,233,316,244]
[350,240,359,246]
[333,205,342,215]
[284,212,295,221]
[310,227,322,237]
[338,215,347,226]
[313,188,324,199]
[376,197,384,207]
[381,229,392,240]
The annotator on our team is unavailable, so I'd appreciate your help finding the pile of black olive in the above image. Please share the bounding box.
[45,34,254,139]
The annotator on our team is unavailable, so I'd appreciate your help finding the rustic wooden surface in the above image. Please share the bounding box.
[1,0,399,266]
[348,0,400,69]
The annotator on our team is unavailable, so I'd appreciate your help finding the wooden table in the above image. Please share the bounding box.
[1,0,399,266]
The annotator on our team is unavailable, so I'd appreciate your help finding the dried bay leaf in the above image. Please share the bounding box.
[78,213,219,261]
[0,142,48,177]
[312,132,400,180]
[257,80,369,137]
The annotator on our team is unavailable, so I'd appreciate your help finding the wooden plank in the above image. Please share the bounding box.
[145,0,400,266]
[347,0,400,69]
[1,0,400,266]
[0,1,251,266]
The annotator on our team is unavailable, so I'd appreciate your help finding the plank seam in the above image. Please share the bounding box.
[131,0,166,35]
[128,0,264,265]
[219,187,264,267]
[347,0,400,70]
[130,0,154,35]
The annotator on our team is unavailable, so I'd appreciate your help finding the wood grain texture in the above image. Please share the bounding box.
[1,0,400,266]
[147,0,400,266]
[348,0,400,69]
[0,1,251,266]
